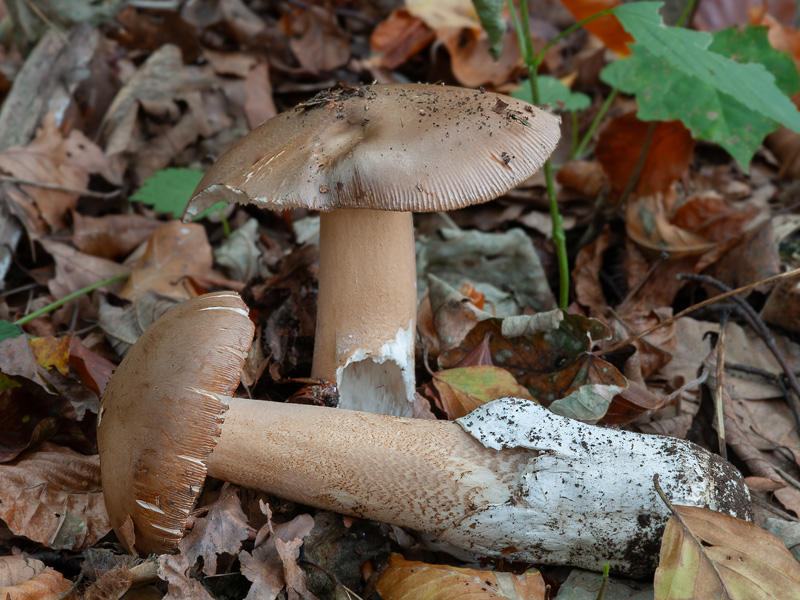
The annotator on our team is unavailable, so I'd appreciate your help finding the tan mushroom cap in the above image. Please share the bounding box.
[183,83,561,219]
[97,291,255,555]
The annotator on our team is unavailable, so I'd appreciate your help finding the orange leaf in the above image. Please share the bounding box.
[68,337,116,397]
[376,553,546,600]
[595,113,695,197]
[370,9,436,70]
[560,0,633,55]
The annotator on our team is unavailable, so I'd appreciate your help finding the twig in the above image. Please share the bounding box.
[0,175,121,199]
[681,273,800,431]
[619,250,669,307]
[21,0,68,44]
[713,310,729,460]
[597,268,800,356]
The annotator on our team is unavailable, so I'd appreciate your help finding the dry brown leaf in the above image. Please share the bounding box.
[0,555,46,588]
[437,26,525,88]
[625,190,755,260]
[556,159,608,198]
[244,61,277,129]
[157,486,249,599]
[72,212,162,260]
[0,442,110,550]
[655,505,800,599]
[369,9,436,70]
[119,221,216,302]
[239,501,315,600]
[0,555,74,600]
[282,5,350,73]
[40,239,129,301]
[376,553,546,600]
[572,225,611,312]
[111,5,201,63]
[0,113,111,231]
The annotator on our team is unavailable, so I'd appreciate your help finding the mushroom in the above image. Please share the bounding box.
[182,84,560,417]
[98,292,752,577]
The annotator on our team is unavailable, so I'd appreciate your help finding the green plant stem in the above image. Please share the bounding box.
[536,8,614,65]
[14,274,129,327]
[574,87,618,158]
[676,0,699,28]
[218,208,231,238]
[618,120,657,206]
[595,563,610,600]
[509,0,570,308]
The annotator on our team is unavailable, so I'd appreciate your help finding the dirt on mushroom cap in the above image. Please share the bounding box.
[184,83,561,219]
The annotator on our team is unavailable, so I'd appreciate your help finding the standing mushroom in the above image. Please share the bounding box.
[98,292,752,577]
[183,84,560,416]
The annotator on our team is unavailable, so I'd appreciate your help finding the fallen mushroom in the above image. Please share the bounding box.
[182,83,560,417]
[98,292,752,577]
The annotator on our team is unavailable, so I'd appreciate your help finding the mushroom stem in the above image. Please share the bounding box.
[207,399,525,532]
[204,397,752,577]
[312,209,417,416]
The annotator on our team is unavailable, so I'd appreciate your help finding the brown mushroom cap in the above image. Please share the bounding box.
[183,83,561,219]
[97,292,255,555]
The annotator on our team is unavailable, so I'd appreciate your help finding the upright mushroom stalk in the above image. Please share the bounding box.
[182,84,561,416]
[98,292,752,577]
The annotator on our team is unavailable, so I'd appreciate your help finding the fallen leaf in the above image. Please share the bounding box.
[596,113,695,197]
[29,336,71,377]
[441,312,626,416]
[376,553,546,600]
[0,388,64,463]
[111,5,201,62]
[72,212,162,260]
[158,486,249,598]
[425,365,536,419]
[626,190,756,259]
[369,9,436,69]
[68,336,116,398]
[244,61,277,129]
[281,5,350,73]
[0,113,111,231]
[0,555,74,600]
[120,221,216,301]
[437,26,525,88]
[239,501,315,600]
[654,505,800,599]
[560,0,633,55]
[0,442,109,550]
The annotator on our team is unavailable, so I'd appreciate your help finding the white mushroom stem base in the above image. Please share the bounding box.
[312,209,417,416]
[207,397,751,578]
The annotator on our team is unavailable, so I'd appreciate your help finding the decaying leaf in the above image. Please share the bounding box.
[239,500,315,600]
[596,113,695,197]
[0,442,109,550]
[655,505,800,599]
[423,365,536,419]
[440,312,627,420]
[376,553,546,600]
[0,555,74,600]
